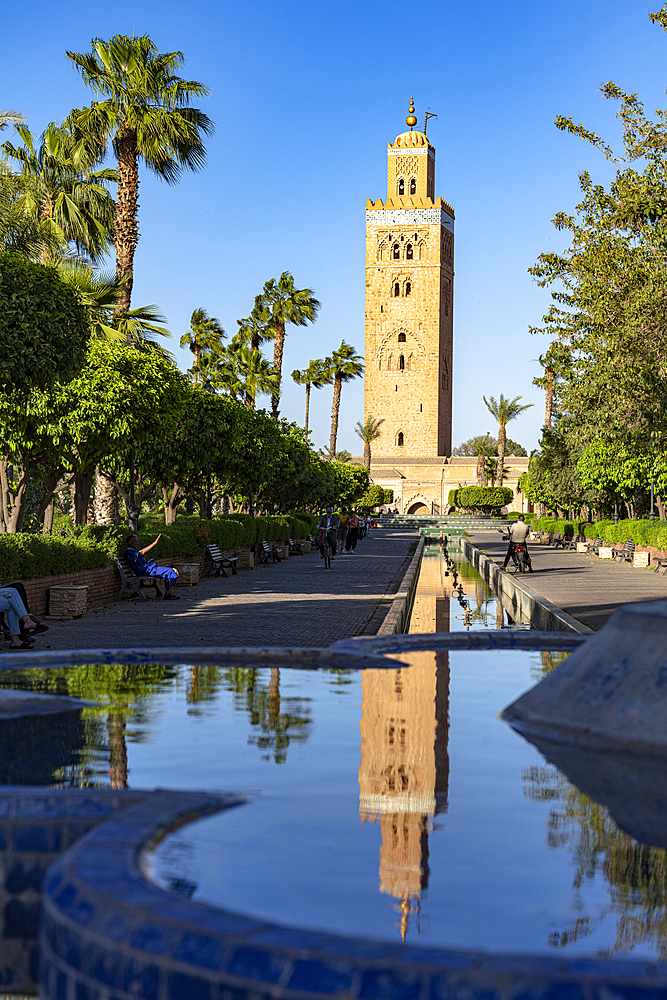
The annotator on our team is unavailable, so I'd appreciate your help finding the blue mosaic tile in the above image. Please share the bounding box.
[360,968,423,1000]
[591,988,667,1000]
[69,896,96,927]
[3,897,40,939]
[214,986,256,1000]
[13,822,61,852]
[166,971,211,999]
[173,932,225,971]
[250,926,328,950]
[17,796,66,818]
[121,958,160,1000]
[6,857,46,892]
[227,946,288,984]
[400,948,475,969]
[89,907,134,942]
[315,937,396,961]
[54,883,77,912]
[130,921,179,956]
[287,958,355,994]
[0,825,8,850]
[429,977,498,1000]
[66,821,101,844]
[84,939,119,989]
[75,978,101,1000]
[66,797,117,818]
[55,968,69,1000]
[0,797,12,817]
[63,923,84,971]
[566,959,657,981]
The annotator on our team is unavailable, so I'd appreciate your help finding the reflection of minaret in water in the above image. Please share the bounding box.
[359,550,451,940]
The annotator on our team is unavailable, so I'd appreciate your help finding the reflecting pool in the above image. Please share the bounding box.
[0,546,662,959]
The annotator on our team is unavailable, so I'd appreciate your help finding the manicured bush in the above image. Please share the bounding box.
[0,533,110,581]
[456,486,513,513]
[448,489,460,507]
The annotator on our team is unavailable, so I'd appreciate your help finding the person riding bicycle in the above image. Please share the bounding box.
[503,515,533,571]
[317,508,339,561]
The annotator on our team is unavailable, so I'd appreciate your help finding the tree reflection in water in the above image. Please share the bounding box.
[523,756,667,958]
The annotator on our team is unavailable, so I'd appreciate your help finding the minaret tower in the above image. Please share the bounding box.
[364,98,454,458]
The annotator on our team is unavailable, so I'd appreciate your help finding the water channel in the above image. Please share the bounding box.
[0,544,665,961]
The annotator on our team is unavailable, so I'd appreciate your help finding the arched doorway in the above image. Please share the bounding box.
[407,502,429,515]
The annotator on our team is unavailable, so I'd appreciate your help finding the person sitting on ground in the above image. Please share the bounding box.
[124,534,180,599]
[0,587,40,649]
[503,515,533,571]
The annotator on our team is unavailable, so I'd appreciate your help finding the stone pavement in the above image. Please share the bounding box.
[469,530,667,631]
[27,530,416,651]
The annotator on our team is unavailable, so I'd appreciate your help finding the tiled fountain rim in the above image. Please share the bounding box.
[38,780,667,1000]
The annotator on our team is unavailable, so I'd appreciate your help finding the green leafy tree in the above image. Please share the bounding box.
[0,252,89,392]
[291,358,333,436]
[260,272,320,419]
[67,34,213,314]
[355,414,385,470]
[483,394,533,486]
[327,341,364,461]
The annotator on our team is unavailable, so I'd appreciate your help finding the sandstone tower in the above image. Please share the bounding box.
[364,98,455,458]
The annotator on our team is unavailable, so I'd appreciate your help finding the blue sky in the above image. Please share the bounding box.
[2,0,665,455]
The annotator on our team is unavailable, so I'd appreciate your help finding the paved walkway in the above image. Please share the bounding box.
[469,531,667,631]
[26,531,416,651]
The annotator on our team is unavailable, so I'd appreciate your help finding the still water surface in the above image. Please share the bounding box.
[0,548,662,958]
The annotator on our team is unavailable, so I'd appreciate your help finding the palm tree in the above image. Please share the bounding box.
[328,342,364,461]
[2,122,116,262]
[261,272,320,419]
[180,307,225,382]
[236,297,273,352]
[483,394,533,486]
[67,34,213,314]
[335,450,352,463]
[355,414,385,470]
[471,432,495,485]
[207,341,278,407]
[291,358,333,436]
[0,111,23,132]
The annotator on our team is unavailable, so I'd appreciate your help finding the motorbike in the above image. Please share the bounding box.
[500,531,531,574]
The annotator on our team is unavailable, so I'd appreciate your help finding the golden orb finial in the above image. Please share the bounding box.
[406,96,418,130]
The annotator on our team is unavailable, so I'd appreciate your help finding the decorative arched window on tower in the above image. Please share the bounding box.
[406,244,413,260]
[399,355,405,371]
[397,332,406,343]
[394,282,400,297]
[398,178,405,195]
[405,282,411,297]
[409,178,416,195]
[397,432,404,447]
[393,243,400,260]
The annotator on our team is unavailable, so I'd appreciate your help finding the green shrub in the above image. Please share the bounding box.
[456,486,513,513]
[0,534,110,581]
[447,489,460,507]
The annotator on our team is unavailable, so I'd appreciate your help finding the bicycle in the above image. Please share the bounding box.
[318,530,336,569]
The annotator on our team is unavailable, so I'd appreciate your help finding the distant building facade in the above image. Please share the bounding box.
[360,102,528,513]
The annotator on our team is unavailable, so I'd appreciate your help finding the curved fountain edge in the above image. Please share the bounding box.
[37,785,667,1000]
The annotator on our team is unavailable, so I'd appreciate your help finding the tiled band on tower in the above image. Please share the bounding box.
[362,101,529,515]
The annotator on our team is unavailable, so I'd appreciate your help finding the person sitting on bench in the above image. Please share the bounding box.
[124,534,180,600]
[0,587,41,649]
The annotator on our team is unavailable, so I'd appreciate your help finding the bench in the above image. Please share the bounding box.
[552,534,572,550]
[288,538,302,556]
[612,539,635,563]
[205,544,238,578]
[654,554,667,574]
[585,537,603,556]
[114,556,162,602]
[260,540,281,564]
[562,534,582,551]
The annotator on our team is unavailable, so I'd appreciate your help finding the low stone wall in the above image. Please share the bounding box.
[21,566,116,618]
[461,537,593,633]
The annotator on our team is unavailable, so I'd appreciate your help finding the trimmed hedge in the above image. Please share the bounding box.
[531,516,667,548]
[455,486,513,513]
[0,534,110,581]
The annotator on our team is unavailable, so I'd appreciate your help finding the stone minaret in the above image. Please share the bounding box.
[364,98,454,458]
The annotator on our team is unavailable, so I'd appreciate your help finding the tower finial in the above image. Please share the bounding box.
[406,96,417,130]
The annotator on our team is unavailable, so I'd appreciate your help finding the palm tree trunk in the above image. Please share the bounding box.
[545,369,554,428]
[496,425,506,487]
[476,452,485,485]
[194,341,199,384]
[271,320,285,419]
[114,129,139,317]
[329,377,342,460]
[304,383,311,435]
[364,441,371,470]
[94,466,117,525]
[108,708,128,789]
